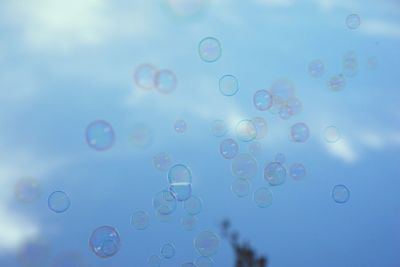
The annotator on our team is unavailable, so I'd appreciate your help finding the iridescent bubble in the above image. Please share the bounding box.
[290,122,310,143]
[155,69,177,94]
[48,191,71,213]
[174,119,187,133]
[264,162,286,186]
[148,255,162,267]
[15,178,41,203]
[332,184,350,203]
[324,125,341,143]
[153,152,173,171]
[231,178,251,198]
[18,240,50,267]
[210,120,227,137]
[153,190,177,215]
[346,14,361,30]
[248,141,262,157]
[198,37,221,62]
[89,226,121,258]
[51,252,87,267]
[275,153,286,164]
[184,195,202,215]
[278,104,292,120]
[86,120,115,151]
[194,231,220,257]
[170,183,192,201]
[253,188,273,208]
[289,163,306,181]
[131,211,150,230]
[236,120,257,142]
[168,164,192,184]
[231,154,258,179]
[134,64,157,90]
[219,138,239,159]
[251,117,268,139]
[161,243,176,259]
[328,74,346,91]
[342,51,358,77]
[181,214,198,231]
[253,90,272,111]
[131,124,152,148]
[166,0,208,17]
[308,59,324,78]
[195,256,214,267]
[219,75,239,96]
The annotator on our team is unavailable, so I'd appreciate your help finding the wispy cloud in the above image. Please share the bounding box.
[360,19,400,39]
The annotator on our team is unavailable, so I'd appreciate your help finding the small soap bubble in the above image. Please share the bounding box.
[248,141,262,157]
[290,122,310,143]
[181,214,198,231]
[153,152,173,171]
[153,190,177,215]
[210,120,227,137]
[254,188,273,208]
[346,14,361,30]
[194,231,220,257]
[231,154,258,179]
[148,255,162,267]
[308,60,324,78]
[231,178,251,198]
[289,163,306,181]
[219,75,239,96]
[48,191,71,213]
[264,162,286,186]
[342,51,358,77]
[236,120,257,142]
[275,153,286,164]
[252,117,268,139]
[89,226,121,258]
[170,183,192,201]
[198,37,221,62]
[184,195,203,215]
[332,184,350,203]
[328,74,346,91]
[134,64,157,90]
[324,126,341,143]
[15,178,41,203]
[161,243,176,259]
[195,256,214,267]
[174,119,187,133]
[131,124,153,148]
[131,211,150,230]
[220,138,239,159]
[86,120,115,151]
[278,104,292,120]
[155,69,177,94]
[168,164,192,184]
[253,90,272,111]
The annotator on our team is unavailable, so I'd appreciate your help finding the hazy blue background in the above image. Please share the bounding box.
[0,0,399,266]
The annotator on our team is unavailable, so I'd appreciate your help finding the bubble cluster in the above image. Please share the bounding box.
[48,191,71,213]
[153,190,178,215]
[161,243,176,259]
[235,120,257,142]
[219,75,239,96]
[134,64,157,90]
[289,163,306,181]
[290,122,310,143]
[174,119,187,133]
[194,231,220,256]
[131,211,150,230]
[155,69,178,94]
[89,226,121,258]
[15,178,41,203]
[210,119,228,137]
[198,37,222,62]
[231,178,251,197]
[324,125,341,143]
[308,59,324,78]
[86,120,115,151]
[264,162,286,186]
[346,14,361,30]
[220,138,239,159]
[328,74,346,91]
[253,188,273,208]
[253,90,273,111]
[332,184,350,203]
[231,154,258,179]
[153,152,173,171]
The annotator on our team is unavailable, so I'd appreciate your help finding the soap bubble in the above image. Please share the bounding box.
[264,162,286,186]
[131,211,150,230]
[346,14,361,30]
[220,138,239,159]
[275,153,286,164]
[86,120,115,151]
[89,226,121,258]
[181,214,198,231]
[236,120,257,142]
[219,75,239,96]
[328,74,346,91]
[253,90,272,111]
[134,64,156,90]
[332,184,350,203]
[270,79,295,101]
[174,119,187,133]
[198,37,221,62]
[231,178,251,198]
[148,255,162,267]
[168,164,192,184]
[210,120,227,137]
[184,195,203,215]
[254,188,273,208]
[195,256,214,267]
[278,104,292,120]
[252,117,268,139]
[153,152,173,171]
[194,231,220,257]
[286,97,303,116]
[131,124,153,148]
[155,69,177,94]
[170,183,192,201]
[290,122,310,143]
[161,243,176,259]
[308,59,324,78]
[48,191,71,213]
[231,154,258,179]
[342,51,358,77]
[153,190,177,215]
[15,178,41,203]
[324,125,341,143]
[289,163,306,181]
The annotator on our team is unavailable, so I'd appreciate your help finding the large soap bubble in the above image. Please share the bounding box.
[89,226,121,258]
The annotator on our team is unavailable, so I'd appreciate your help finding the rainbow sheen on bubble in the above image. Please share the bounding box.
[89,226,121,258]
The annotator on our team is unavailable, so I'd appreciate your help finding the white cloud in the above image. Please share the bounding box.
[360,19,400,39]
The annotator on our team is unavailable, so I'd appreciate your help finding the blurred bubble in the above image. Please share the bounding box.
[184,195,203,215]
[198,37,221,62]
[170,183,192,201]
[51,252,87,267]
[148,254,162,267]
[174,119,187,133]
[15,178,41,203]
[155,209,173,223]
[278,104,292,120]
[181,214,198,231]
[131,124,153,148]
[153,190,177,215]
[18,240,50,267]
[252,117,268,139]
[219,75,239,96]
[342,51,358,77]
[86,120,115,151]
[264,162,286,186]
[155,69,177,94]
[134,64,156,90]
[287,97,302,115]
[275,153,286,164]
[332,184,350,203]
[166,0,208,17]
[328,74,346,91]
[308,59,324,78]
[231,154,258,179]
[89,226,121,258]
[270,79,295,100]
[289,163,306,181]
[168,164,192,184]
[253,90,272,111]
[195,256,214,267]
[248,141,262,157]
[236,120,257,142]
[346,14,361,30]
[253,188,273,208]
[219,138,239,159]
[290,122,310,143]
[231,178,251,198]
[131,211,150,230]
[153,152,173,171]
[210,120,228,137]
[161,243,176,259]
[324,125,341,143]
[48,191,70,213]
[194,231,220,257]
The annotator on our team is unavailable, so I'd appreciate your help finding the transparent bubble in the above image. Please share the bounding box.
[270,79,295,100]
[134,64,156,90]
[346,14,361,30]
[51,252,87,267]
[148,254,162,267]
[219,75,239,96]
[290,122,310,143]
[170,183,192,201]
[131,211,150,230]
[194,231,220,257]
[174,119,187,133]
[289,163,306,181]
[182,262,197,267]
[168,164,192,184]
[248,141,262,157]
[332,184,350,203]
[328,74,346,91]
[86,120,115,151]
[184,195,202,215]
[18,240,50,267]
[231,154,258,179]
[131,124,152,148]
[252,117,268,139]
[153,152,173,171]
[286,97,303,116]
[155,69,177,94]
[342,51,358,77]
[89,226,121,258]
[48,191,71,213]
[308,59,324,78]
[198,37,221,62]
[254,188,273,208]
[166,0,208,17]
[236,120,257,142]
[231,178,251,198]
[219,138,239,159]
[275,153,286,164]
[153,190,177,215]
[161,243,176,259]
[324,125,341,143]
[195,256,214,267]
[264,162,286,186]
[278,104,292,120]
[181,214,198,231]
[253,90,272,111]
[210,120,227,137]
[15,178,41,203]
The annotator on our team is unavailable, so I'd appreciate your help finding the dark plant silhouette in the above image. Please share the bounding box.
[221,219,269,267]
